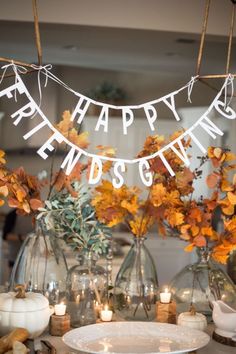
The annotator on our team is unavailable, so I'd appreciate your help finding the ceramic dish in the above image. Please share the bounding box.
[63,321,210,354]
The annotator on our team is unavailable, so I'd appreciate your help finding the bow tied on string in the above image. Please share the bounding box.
[0,62,28,102]
[187,75,199,103]
[224,73,235,109]
[30,63,53,110]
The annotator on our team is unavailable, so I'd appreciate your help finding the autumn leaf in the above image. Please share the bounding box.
[96,145,116,157]
[68,129,89,149]
[151,183,166,207]
[224,216,236,233]
[189,207,202,223]
[16,187,27,203]
[30,198,44,210]
[219,197,235,215]
[194,235,206,247]
[121,196,139,215]
[22,200,31,213]
[201,227,213,237]
[203,192,218,211]
[213,147,223,159]
[0,185,8,197]
[206,173,219,189]
[56,110,73,133]
[211,241,235,264]
[0,150,6,165]
[165,190,182,207]
[53,170,67,192]
[176,167,194,193]
[225,152,236,162]
[191,225,200,237]
[233,174,236,186]
[221,178,234,192]
[180,224,191,240]
[166,210,184,228]
[208,147,226,167]
[86,158,100,181]
[227,191,236,205]
[129,215,154,237]
[184,243,195,252]
[137,135,165,158]
[102,161,113,173]
[8,197,20,208]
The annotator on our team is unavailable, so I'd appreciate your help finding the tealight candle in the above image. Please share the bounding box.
[100,305,113,322]
[160,287,171,304]
[55,302,66,316]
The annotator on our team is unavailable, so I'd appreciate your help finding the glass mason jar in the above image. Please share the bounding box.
[9,219,68,305]
[66,252,108,327]
[227,249,236,284]
[113,237,159,321]
[170,247,236,319]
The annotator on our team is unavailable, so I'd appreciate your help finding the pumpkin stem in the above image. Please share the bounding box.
[15,284,26,299]
[190,305,196,315]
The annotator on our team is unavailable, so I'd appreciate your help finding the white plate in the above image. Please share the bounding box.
[63,322,210,354]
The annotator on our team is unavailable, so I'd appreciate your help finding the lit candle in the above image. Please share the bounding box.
[54,302,66,316]
[126,295,131,305]
[100,305,113,322]
[160,287,171,304]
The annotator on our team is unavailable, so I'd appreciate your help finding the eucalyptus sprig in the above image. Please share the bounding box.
[37,182,111,255]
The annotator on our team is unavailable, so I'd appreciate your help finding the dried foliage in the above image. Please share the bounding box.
[1,110,235,263]
[92,134,236,264]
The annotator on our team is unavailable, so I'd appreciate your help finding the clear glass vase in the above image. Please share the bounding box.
[9,219,68,305]
[66,252,108,327]
[227,249,236,284]
[170,247,236,319]
[113,237,159,321]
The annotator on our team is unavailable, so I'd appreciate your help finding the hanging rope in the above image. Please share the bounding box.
[226,1,236,74]
[32,0,43,66]
[197,0,236,79]
[196,0,211,76]
[0,0,42,80]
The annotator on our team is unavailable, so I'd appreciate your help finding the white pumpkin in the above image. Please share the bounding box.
[177,306,207,331]
[0,285,53,338]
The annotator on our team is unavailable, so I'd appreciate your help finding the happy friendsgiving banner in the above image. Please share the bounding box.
[0,64,235,188]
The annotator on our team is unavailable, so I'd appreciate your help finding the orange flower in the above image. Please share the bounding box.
[0,150,6,165]
[211,241,236,264]
[208,147,226,167]
[129,215,154,237]
[151,183,166,207]
[92,180,140,228]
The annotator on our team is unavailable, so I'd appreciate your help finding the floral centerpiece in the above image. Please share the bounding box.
[0,112,113,308]
[92,132,236,264]
[91,132,236,318]
[1,111,236,317]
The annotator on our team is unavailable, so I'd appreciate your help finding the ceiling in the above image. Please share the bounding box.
[0,20,235,77]
[0,0,235,77]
